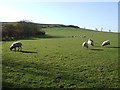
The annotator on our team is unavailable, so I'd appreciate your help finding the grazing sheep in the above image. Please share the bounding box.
[10,41,22,51]
[82,35,86,38]
[82,42,88,48]
[88,39,94,46]
[101,40,110,47]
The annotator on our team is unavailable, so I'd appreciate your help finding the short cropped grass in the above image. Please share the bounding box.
[2,28,119,88]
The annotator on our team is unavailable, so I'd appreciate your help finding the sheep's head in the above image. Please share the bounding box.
[10,46,14,51]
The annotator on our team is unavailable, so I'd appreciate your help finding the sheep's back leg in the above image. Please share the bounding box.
[19,46,22,51]
[18,47,19,51]
[14,47,16,51]
[20,46,22,51]
[18,46,21,51]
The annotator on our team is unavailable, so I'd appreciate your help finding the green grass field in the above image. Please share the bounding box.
[2,28,119,88]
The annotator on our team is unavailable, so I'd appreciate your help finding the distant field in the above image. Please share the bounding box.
[2,28,119,88]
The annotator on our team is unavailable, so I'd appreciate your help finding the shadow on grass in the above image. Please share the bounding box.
[90,48,103,51]
[20,50,37,53]
[39,35,65,39]
[15,35,65,40]
[2,58,80,88]
[15,37,37,40]
[2,81,14,88]
[3,56,119,88]
[106,46,120,48]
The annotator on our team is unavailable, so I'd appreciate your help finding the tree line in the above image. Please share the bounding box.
[42,24,80,28]
[2,21,45,41]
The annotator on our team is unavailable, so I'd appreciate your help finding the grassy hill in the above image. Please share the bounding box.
[2,22,80,29]
[2,27,119,88]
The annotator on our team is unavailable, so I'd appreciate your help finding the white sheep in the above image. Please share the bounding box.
[82,42,88,48]
[101,40,110,47]
[82,34,86,38]
[10,41,22,51]
[87,39,94,46]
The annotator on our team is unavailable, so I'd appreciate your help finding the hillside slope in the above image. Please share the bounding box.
[2,27,119,88]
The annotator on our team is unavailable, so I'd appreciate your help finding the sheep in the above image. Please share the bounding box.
[10,41,22,51]
[101,40,110,47]
[82,42,88,48]
[88,38,94,46]
[82,35,86,38]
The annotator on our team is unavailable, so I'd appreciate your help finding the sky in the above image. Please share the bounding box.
[0,0,118,32]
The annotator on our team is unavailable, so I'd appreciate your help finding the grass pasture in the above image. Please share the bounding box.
[2,28,119,88]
